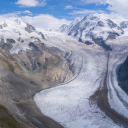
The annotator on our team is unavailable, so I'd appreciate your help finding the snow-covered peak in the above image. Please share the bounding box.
[71,17,82,25]
[0,18,27,32]
[59,17,82,33]
[0,18,45,54]
[59,13,125,51]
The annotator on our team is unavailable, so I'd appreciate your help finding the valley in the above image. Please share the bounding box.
[34,32,128,127]
[0,13,128,128]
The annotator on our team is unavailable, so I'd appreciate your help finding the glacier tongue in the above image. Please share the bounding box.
[34,30,128,128]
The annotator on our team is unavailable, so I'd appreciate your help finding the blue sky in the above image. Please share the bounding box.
[0,0,110,20]
[0,0,127,28]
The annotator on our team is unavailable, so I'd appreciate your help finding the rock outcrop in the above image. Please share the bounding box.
[117,56,128,95]
[25,24,36,33]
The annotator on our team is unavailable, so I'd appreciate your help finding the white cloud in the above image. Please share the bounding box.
[0,11,32,18]
[65,5,74,9]
[69,9,104,15]
[81,0,128,18]
[21,14,71,28]
[15,0,47,7]
[23,10,32,14]
[106,0,128,17]
[81,0,107,5]
[0,12,21,19]
[0,12,71,29]
[102,13,127,24]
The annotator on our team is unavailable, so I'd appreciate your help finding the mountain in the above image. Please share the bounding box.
[0,18,73,85]
[59,14,126,51]
[117,56,128,94]
[0,19,45,54]
[1,15,128,128]
[59,17,81,33]
[120,21,128,29]
[0,18,73,128]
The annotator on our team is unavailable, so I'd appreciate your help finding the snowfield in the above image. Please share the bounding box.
[34,31,128,128]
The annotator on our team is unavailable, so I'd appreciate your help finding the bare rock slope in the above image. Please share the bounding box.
[0,19,73,128]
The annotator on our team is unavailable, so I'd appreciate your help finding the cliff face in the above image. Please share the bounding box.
[13,42,73,87]
[117,56,128,95]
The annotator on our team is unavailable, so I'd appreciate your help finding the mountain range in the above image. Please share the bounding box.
[59,14,128,51]
[0,14,128,128]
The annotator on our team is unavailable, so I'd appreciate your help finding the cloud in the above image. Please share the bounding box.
[65,5,74,9]
[102,13,127,24]
[106,0,128,17]
[0,11,32,18]
[69,9,104,15]
[22,10,32,15]
[21,14,71,28]
[0,12,21,19]
[15,0,47,7]
[0,12,71,29]
[81,0,128,18]
[23,10,32,14]
[81,0,107,5]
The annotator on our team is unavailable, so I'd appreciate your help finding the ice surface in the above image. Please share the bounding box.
[34,31,128,127]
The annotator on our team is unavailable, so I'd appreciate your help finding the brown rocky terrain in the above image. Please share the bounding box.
[0,39,73,128]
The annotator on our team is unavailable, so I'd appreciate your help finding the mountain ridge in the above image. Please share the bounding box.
[59,13,128,51]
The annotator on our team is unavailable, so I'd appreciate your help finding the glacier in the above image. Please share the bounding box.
[34,29,128,128]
